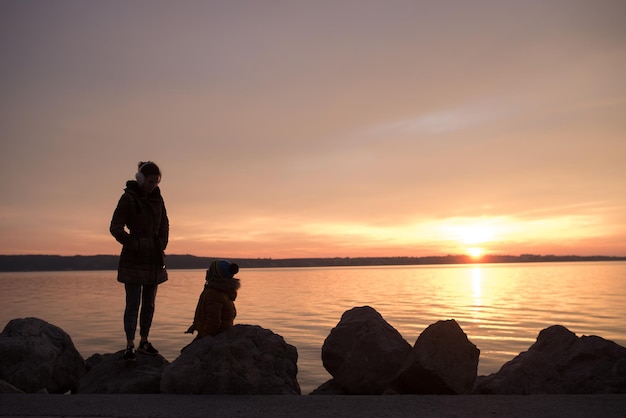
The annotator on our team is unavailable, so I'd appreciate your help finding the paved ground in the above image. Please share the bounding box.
[1,394,626,418]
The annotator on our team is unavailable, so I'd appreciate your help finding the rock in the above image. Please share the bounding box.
[0,317,85,393]
[321,306,412,394]
[392,319,480,394]
[77,351,169,394]
[161,324,300,394]
[474,325,626,394]
[0,378,24,393]
[309,378,350,395]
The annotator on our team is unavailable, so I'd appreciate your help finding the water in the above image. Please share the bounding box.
[1,262,625,394]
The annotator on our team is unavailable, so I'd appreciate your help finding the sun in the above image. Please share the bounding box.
[444,220,497,259]
[467,247,484,259]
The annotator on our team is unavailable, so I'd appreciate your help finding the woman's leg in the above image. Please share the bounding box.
[139,283,158,341]
[124,283,142,346]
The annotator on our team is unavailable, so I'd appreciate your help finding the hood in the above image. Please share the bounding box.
[124,180,162,198]
[205,277,241,301]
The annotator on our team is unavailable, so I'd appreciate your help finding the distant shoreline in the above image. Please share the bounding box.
[1,254,625,272]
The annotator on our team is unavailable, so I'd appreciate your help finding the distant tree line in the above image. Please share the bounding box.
[0,254,624,272]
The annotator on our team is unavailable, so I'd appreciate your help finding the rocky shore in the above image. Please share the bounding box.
[1,306,625,396]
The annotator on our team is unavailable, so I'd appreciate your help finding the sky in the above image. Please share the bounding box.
[1,0,625,259]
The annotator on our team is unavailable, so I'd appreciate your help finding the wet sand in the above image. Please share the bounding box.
[1,394,626,418]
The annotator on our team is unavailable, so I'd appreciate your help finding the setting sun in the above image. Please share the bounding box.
[467,247,484,258]
[442,219,500,257]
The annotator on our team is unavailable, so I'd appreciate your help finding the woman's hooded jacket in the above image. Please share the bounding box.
[110,180,169,285]
[189,260,240,338]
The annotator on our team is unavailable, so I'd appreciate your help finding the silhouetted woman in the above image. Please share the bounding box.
[110,161,169,361]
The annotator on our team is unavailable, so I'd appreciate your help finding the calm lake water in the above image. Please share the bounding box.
[1,262,625,394]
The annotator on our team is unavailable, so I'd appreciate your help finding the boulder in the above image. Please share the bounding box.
[0,378,24,393]
[392,319,480,394]
[161,324,300,394]
[0,317,85,393]
[309,378,350,395]
[77,351,169,394]
[321,306,412,394]
[474,325,626,394]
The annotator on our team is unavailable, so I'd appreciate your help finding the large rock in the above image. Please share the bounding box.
[321,306,412,394]
[0,378,24,393]
[0,317,85,393]
[77,351,169,394]
[392,319,480,394]
[161,324,300,394]
[309,378,350,395]
[474,325,626,394]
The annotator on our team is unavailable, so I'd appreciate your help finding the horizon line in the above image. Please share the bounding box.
[2,253,625,260]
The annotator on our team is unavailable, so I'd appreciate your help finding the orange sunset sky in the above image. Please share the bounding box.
[1,1,625,259]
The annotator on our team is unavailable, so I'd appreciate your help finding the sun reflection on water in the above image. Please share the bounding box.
[469,266,484,327]
[472,266,482,305]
